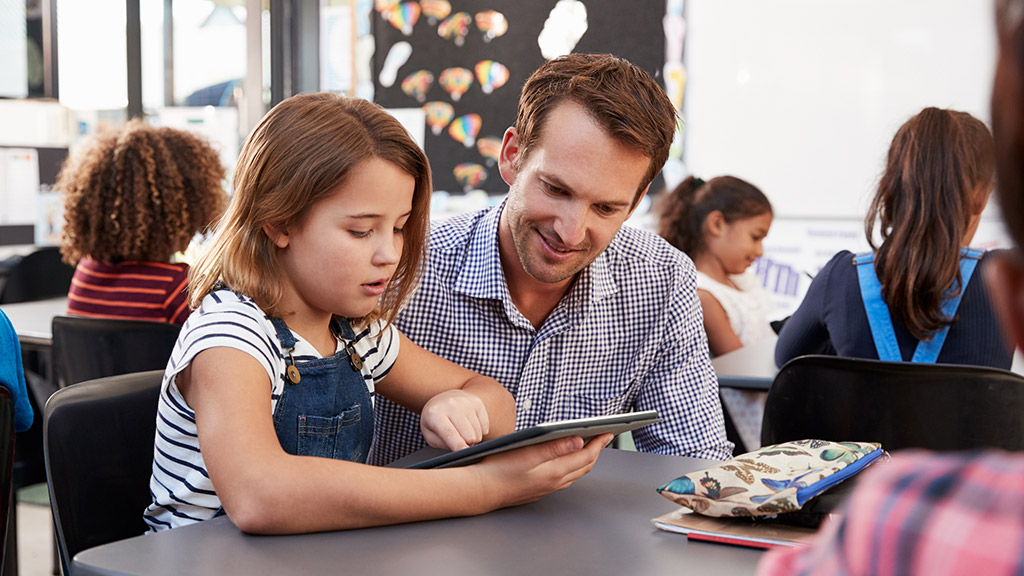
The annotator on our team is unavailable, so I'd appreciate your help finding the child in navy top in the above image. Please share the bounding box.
[776,107,1011,369]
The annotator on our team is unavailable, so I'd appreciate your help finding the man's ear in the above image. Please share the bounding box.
[497,127,520,186]
[985,252,1024,351]
[263,223,290,249]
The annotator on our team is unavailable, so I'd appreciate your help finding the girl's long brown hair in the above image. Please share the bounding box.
[188,93,432,324]
[866,107,995,341]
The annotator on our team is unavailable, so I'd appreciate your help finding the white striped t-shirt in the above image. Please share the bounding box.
[143,289,399,532]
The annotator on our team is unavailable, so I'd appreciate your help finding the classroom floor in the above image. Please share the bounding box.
[15,484,57,576]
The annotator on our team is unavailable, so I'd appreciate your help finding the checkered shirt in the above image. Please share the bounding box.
[757,451,1024,576]
[368,203,733,465]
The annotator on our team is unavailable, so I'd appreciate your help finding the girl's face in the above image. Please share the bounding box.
[711,211,773,275]
[270,157,414,322]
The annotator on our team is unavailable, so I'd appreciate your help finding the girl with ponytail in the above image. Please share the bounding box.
[658,175,775,451]
[775,107,1011,370]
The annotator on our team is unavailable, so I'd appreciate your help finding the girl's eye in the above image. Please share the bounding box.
[350,230,371,238]
[394,227,405,235]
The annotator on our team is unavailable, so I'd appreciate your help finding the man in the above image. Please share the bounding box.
[757,2,1024,573]
[370,53,732,465]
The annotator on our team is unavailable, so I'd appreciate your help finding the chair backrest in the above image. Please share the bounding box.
[43,370,163,574]
[0,387,15,567]
[0,247,75,305]
[51,316,180,389]
[761,355,1024,451]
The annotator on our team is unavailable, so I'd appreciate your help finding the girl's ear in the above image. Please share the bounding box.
[263,223,290,249]
[497,127,521,186]
[971,179,995,215]
[705,210,726,237]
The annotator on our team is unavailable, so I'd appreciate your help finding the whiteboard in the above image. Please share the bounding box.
[682,0,997,219]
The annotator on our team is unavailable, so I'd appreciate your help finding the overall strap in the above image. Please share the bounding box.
[854,252,902,362]
[910,247,984,362]
[855,249,985,363]
[269,317,298,350]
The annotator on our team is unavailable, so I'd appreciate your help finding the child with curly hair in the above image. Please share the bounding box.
[57,120,228,324]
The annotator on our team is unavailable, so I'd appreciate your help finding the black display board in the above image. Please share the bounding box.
[372,0,665,195]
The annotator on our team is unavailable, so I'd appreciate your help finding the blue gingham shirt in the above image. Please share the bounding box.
[369,203,733,465]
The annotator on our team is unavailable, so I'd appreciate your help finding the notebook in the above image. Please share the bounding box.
[404,410,662,469]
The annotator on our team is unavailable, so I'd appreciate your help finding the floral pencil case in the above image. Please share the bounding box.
[657,439,883,517]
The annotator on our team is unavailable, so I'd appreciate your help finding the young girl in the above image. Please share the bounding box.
[58,120,228,324]
[775,108,1011,370]
[658,175,775,451]
[143,93,609,534]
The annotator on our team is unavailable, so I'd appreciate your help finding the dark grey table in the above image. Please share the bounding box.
[73,448,765,576]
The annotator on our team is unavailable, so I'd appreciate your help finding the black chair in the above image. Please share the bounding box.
[0,387,16,571]
[761,354,1024,451]
[43,370,163,575]
[51,316,181,390]
[0,247,74,305]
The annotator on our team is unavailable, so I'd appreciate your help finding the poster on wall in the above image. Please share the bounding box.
[372,0,666,195]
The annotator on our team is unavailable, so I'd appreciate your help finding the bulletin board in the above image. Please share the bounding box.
[372,0,665,195]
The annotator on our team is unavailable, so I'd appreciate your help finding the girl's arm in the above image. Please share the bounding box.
[698,289,743,357]
[375,331,516,451]
[181,346,609,534]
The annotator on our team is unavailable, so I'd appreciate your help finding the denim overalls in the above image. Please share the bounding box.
[269,317,374,463]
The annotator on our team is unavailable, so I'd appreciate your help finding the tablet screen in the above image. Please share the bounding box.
[404,410,662,469]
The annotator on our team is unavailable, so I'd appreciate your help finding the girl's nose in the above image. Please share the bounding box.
[374,233,402,265]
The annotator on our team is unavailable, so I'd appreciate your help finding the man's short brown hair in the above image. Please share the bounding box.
[514,53,678,205]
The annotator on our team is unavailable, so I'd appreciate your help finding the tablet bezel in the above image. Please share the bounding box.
[404,410,662,469]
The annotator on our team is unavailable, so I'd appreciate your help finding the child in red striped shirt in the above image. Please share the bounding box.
[57,120,227,324]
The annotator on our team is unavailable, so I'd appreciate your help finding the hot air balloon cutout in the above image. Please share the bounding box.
[454,163,488,191]
[383,2,420,36]
[438,12,472,47]
[476,137,502,165]
[439,67,473,102]
[422,101,455,136]
[448,113,482,148]
[401,70,434,103]
[420,0,452,25]
[374,0,400,15]
[474,10,508,42]
[474,60,510,94]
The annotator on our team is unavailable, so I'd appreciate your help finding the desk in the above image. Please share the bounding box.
[712,335,778,391]
[73,448,764,576]
[0,297,67,347]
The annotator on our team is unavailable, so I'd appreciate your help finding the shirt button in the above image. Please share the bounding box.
[520,398,532,412]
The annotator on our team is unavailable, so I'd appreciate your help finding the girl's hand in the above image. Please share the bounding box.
[472,433,613,509]
[420,390,490,451]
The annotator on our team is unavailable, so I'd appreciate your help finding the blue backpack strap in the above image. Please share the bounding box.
[854,252,904,362]
[910,247,985,362]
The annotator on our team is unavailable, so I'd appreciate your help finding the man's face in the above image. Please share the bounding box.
[497,101,651,286]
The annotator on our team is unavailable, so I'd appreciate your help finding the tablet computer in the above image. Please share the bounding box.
[404,410,662,469]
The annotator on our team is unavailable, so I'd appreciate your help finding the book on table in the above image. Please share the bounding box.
[651,507,819,550]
